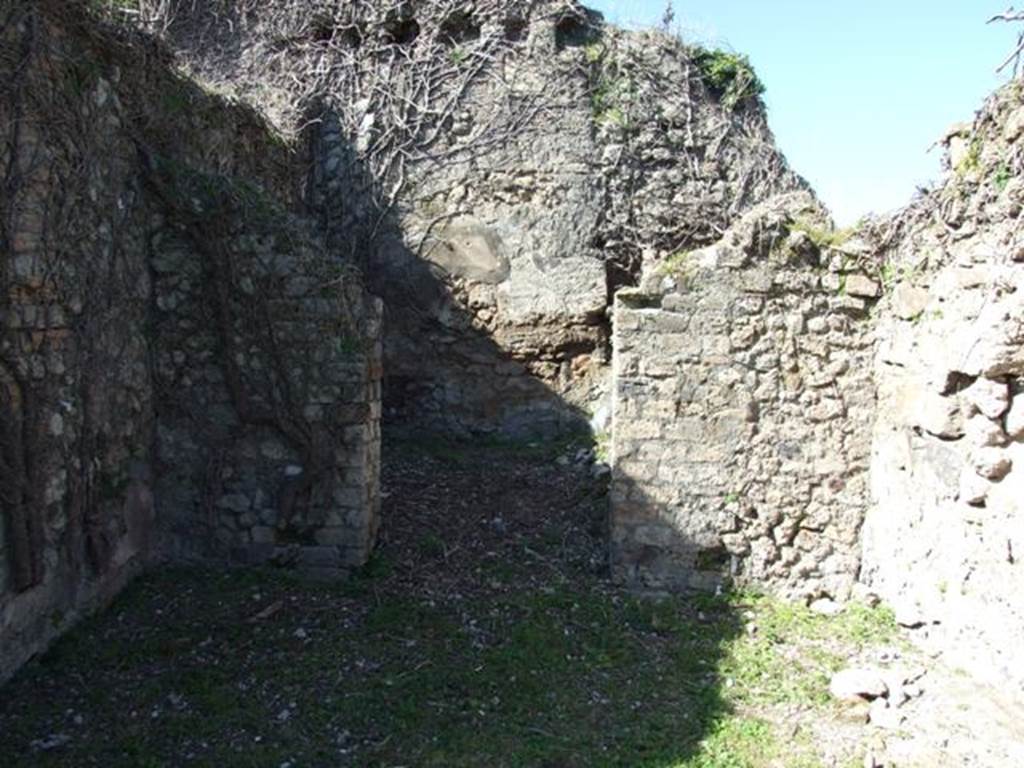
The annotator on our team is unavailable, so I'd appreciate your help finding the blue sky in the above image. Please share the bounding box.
[586,1,1022,223]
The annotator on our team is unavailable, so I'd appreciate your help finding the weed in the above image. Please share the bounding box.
[956,135,984,176]
[790,216,855,250]
[448,46,468,65]
[994,161,1013,191]
[692,48,765,110]
[591,73,634,128]
[584,41,606,64]
[657,250,699,289]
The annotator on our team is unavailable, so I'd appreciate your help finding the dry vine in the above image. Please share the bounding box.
[990,6,1024,78]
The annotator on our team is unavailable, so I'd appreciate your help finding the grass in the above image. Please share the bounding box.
[789,217,856,251]
[657,250,698,289]
[0,571,898,768]
[0,444,901,768]
[691,49,765,110]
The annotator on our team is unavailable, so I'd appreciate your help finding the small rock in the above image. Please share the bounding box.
[959,468,990,506]
[809,597,843,617]
[891,283,929,320]
[965,414,1008,447]
[1006,397,1024,440]
[947,132,970,169]
[916,393,964,439]
[31,733,71,752]
[829,668,889,702]
[1004,107,1024,143]
[852,583,881,607]
[972,447,1012,480]
[965,377,1010,420]
[845,274,882,299]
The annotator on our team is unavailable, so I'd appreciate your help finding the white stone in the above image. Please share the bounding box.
[845,274,881,299]
[965,414,1008,447]
[809,597,843,616]
[959,468,990,506]
[1004,107,1024,143]
[1006,396,1024,440]
[916,393,964,439]
[965,377,1010,419]
[972,447,1012,480]
[891,283,929,320]
[829,668,889,702]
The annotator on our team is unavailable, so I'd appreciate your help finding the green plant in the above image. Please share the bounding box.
[583,41,605,64]
[790,216,855,250]
[956,135,984,176]
[591,69,634,129]
[994,160,1013,191]
[692,48,765,110]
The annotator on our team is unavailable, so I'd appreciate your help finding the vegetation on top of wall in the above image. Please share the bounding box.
[691,48,765,110]
[789,217,857,250]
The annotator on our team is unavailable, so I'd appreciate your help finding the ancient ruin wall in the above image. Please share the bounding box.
[152,0,804,437]
[0,1,159,686]
[861,85,1024,693]
[610,195,878,600]
[0,2,382,683]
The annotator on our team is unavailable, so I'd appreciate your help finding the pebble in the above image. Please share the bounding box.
[830,668,889,702]
[31,733,71,751]
[809,597,843,616]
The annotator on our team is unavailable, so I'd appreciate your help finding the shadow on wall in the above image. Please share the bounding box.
[298,106,753,768]
[0,6,749,765]
[310,106,605,442]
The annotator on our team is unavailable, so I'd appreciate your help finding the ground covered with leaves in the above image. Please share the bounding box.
[0,438,902,767]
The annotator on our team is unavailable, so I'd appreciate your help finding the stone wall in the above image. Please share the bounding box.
[0,1,159,686]
[861,85,1024,693]
[156,0,804,438]
[0,2,382,684]
[610,195,878,600]
[151,208,383,574]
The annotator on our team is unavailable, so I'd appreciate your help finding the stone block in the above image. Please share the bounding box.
[845,274,881,299]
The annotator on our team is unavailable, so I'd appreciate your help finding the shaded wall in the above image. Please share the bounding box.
[0,2,382,683]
